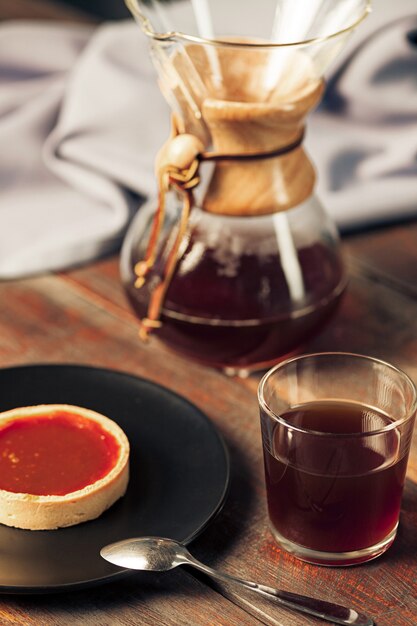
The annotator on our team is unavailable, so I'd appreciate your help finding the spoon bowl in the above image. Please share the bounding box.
[102,537,186,572]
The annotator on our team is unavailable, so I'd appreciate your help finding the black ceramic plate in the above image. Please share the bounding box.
[0,364,229,593]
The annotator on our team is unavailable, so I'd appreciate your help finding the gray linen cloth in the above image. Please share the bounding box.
[0,0,416,279]
[309,1,417,231]
[0,21,169,279]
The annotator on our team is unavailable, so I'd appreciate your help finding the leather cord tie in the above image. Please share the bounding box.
[134,127,305,341]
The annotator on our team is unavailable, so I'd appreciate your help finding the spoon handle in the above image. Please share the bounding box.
[185,556,373,626]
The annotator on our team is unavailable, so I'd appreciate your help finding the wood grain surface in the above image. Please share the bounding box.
[1,247,416,626]
[0,2,416,625]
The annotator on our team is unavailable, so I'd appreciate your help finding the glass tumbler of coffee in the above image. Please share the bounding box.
[258,352,416,565]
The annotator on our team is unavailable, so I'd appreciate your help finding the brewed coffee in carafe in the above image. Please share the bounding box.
[121,0,370,375]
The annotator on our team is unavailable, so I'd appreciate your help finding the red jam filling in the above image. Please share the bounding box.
[0,411,120,496]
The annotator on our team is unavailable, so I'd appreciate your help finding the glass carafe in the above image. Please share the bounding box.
[121,0,371,375]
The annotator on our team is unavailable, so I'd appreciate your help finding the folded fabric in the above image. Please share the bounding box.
[0,0,416,279]
[0,20,169,279]
[308,0,417,230]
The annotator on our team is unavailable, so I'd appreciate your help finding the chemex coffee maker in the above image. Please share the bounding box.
[121,0,371,375]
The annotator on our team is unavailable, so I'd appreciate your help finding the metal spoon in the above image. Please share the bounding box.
[100,537,373,626]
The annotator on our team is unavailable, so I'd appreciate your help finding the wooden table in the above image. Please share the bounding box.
[0,2,416,625]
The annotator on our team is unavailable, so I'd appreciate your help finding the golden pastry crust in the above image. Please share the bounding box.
[0,404,130,530]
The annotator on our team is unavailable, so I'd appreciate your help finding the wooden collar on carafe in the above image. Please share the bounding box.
[134,114,311,341]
